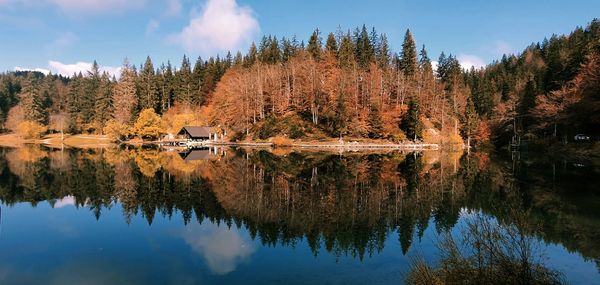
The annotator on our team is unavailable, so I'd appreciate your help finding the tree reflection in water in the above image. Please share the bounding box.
[0,146,598,271]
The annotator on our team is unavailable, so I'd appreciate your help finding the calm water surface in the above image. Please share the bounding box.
[0,147,598,284]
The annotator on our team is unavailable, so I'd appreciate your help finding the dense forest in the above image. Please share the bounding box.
[1,20,598,147]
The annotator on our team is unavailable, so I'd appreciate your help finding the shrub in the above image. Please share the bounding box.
[289,124,305,139]
[17,121,47,139]
[271,136,293,147]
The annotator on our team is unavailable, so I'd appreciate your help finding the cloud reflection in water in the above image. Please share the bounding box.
[182,222,255,275]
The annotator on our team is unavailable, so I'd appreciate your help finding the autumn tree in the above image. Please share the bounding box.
[134,108,163,140]
[113,59,137,124]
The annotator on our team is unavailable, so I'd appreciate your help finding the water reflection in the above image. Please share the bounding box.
[182,222,255,275]
[0,146,598,283]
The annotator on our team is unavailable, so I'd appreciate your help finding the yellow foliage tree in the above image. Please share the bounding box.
[17,121,47,139]
[103,119,133,141]
[134,108,163,140]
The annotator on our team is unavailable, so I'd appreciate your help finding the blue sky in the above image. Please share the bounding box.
[0,0,599,76]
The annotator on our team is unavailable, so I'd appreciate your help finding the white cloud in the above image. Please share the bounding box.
[146,19,160,36]
[182,222,255,275]
[54,195,76,208]
[165,0,181,16]
[14,66,50,74]
[48,0,145,14]
[48,60,121,77]
[457,54,486,70]
[171,0,260,54]
[0,0,145,15]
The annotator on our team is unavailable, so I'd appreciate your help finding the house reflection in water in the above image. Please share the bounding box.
[178,147,225,161]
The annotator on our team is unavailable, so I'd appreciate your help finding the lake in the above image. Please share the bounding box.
[0,146,598,284]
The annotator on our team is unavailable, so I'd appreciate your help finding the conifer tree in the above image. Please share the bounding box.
[402,98,422,141]
[20,74,47,124]
[81,60,101,124]
[307,29,322,61]
[463,95,478,147]
[176,55,193,105]
[138,56,159,112]
[332,92,347,137]
[244,42,258,67]
[325,32,338,57]
[377,34,391,68]
[192,56,206,105]
[338,33,356,69]
[400,29,418,77]
[94,72,113,129]
[368,104,383,139]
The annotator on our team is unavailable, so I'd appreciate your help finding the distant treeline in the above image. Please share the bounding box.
[1,20,598,145]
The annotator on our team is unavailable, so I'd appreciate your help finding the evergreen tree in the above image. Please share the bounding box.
[356,25,374,68]
[192,56,206,105]
[368,104,383,139]
[332,92,347,137]
[176,55,193,105]
[418,45,433,74]
[244,42,258,67]
[325,32,338,57]
[377,34,391,68]
[402,98,422,141]
[138,56,159,112]
[94,72,113,129]
[463,94,478,146]
[338,33,356,69]
[400,29,418,77]
[281,37,297,62]
[307,28,322,61]
[20,74,47,124]
[81,60,101,124]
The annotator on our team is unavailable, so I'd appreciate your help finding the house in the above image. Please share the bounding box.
[178,126,211,141]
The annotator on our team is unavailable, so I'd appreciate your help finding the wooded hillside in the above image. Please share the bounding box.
[1,20,598,146]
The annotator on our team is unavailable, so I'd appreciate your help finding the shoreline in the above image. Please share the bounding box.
[0,133,442,151]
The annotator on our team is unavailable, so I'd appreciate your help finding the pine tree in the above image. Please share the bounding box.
[176,55,193,105]
[325,32,338,58]
[418,45,433,75]
[463,94,478,147]
[244,42,258,67]
[138,56,159,112]
[377,34,391,68]
[192,56,206,105]
[307,28,322,61]
[338,33,356,69]
[332,92,347,137]
[94,72,113,129]
[368,104,383,139]
[356,25,374,68]
[402,98,422,141]
[20,74,47,124]
[400,29,418,77]
[81,60,101,124]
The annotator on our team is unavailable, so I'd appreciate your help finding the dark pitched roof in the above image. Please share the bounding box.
[179,149,211,161]
[178,126,211,138]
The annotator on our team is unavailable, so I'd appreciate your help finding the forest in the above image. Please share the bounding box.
[0,20,598,148]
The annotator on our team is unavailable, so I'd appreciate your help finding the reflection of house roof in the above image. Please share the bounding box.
[178,126,211,138]
[179,149,211,161]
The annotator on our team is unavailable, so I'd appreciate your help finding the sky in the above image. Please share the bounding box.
[0,0,599,77]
